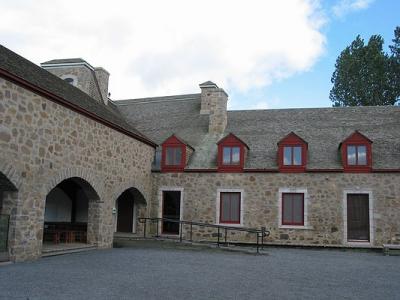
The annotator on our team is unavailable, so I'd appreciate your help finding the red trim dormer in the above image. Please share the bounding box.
[217,133,249,172]
[278,132,308,173]
[340,131,372,173]
[161,135,193,172]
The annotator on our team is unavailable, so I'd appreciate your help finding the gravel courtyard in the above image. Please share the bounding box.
[0,245,399,300]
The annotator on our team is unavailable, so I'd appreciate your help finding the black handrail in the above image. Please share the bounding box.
[138,217,270,253]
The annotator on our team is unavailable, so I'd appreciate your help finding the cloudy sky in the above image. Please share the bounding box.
[0,0,398,109]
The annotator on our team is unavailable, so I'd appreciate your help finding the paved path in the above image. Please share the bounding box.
[0,245,399,299]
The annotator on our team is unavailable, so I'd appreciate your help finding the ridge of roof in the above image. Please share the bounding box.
[227,105,400,113]
[41,58,88,65]
[115,93,201,105]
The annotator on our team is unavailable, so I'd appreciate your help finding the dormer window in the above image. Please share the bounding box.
[222,146,240,165]
[347,145,367,165]
[64,77,74,84]
[340,131,372,172]
[61,74,77,86]
[217,133,249,172]
[283,146,302,166]
[161,135,194,172]
[166,146,182,166]
[278,132,307,172]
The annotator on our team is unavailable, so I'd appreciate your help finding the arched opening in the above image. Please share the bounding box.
[43,177,100,251]
[0,172,18,261]
[115,188,146,234]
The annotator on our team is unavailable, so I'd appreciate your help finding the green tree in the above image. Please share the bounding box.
[330,28,400,106]
[389,27,400,105]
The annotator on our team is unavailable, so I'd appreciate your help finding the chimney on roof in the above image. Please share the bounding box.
[199,81,228,134]
[94,67,110,105]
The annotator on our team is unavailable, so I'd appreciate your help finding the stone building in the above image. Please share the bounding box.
[0,45,399,262]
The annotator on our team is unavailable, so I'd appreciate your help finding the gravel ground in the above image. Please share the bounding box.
[0,245,399,300]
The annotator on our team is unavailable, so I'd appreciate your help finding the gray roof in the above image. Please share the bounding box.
[41,58,89,65]
[114,94,400,170]
[0,45,155,146]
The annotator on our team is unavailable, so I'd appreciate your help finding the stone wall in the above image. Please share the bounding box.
[151,172,400,247]
[0,77,154,261]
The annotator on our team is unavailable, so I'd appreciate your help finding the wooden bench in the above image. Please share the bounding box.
[383,244,400,256]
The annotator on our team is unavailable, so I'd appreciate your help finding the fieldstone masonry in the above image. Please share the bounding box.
[151,172,400,246]
[0,77,154,261]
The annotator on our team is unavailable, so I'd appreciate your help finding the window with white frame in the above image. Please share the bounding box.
[279,188,308,228]
[217,190,243,225]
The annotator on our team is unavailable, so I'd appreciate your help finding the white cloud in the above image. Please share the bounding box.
[332,0,375,18]
[0,0,326,100]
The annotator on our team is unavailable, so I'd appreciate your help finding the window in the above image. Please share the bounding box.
[222,146,240,165]
[278,132,307,172]
[347,145,367,166]
[340,131,372,172]
[63,77,75,85]
[165,147,182,166]
[161,135,193,172]
[219,192,241,224]
[282,193,304,226]
[283,146,302,166]
[217,133,249,172]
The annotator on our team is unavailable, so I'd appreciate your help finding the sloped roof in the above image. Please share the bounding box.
[41,58,89,65]
[226,107,400,169]
[114,94,400,169]
[0,45,155,147]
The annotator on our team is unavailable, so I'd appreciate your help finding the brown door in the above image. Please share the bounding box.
[117,192,134,233]
[347,194,370,241]
[162,191,181,234]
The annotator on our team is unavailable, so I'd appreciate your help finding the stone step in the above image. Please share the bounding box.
[42,245,97,257]
[0,251,9,263]
[113,238,266,255]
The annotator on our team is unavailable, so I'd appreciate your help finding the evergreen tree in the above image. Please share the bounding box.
[330,27,400,106]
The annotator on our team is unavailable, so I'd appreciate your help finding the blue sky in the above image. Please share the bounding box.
[0,0,398,110]
[230,0,400,110]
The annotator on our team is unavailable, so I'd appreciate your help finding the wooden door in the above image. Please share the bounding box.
[162,191,181,234]
[117,193,134,233]
[347,194,370,241]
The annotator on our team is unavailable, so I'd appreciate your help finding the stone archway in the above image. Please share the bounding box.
[42,177,101,251]
[114,187,147,234]
[0,167,19,261]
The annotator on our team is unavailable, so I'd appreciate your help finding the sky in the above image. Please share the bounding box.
[0,0,398,110]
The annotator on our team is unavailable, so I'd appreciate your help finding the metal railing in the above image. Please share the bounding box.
[0,214,10,252]
[138,217,270,253]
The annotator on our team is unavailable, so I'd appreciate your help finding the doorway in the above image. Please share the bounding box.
[162,191,181,235]
[116,190,135,233]
[347,194,370,242]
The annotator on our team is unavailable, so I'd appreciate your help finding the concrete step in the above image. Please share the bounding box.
[0,251,9,263]
[42,245,97,257]
[113,238,267,255]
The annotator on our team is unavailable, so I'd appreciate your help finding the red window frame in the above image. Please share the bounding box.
[278,132,307,173]
[217,133,248,172]
[341,131,372,173]
[281,193,304,226]
[222,146,241,165]
[283,145,303,166]
[161,135,187,172]
[219,192,241,224]
[346,144,367,166]
[165,146,183,166]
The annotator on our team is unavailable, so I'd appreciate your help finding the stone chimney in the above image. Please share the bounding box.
[199,81,228,134]
[94,67,110,105]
